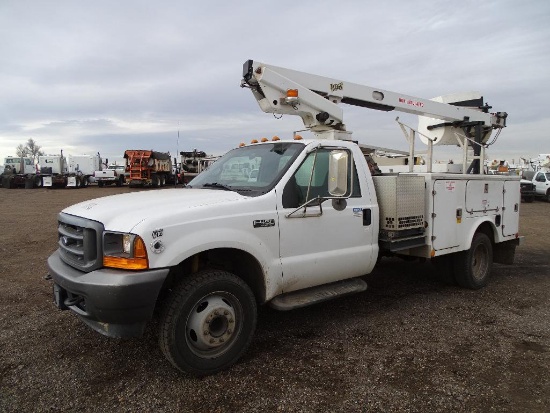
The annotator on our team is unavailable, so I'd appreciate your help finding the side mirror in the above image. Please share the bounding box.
[328,149,350,197]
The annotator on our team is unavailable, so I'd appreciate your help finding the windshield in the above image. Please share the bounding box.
[189,142,304,196]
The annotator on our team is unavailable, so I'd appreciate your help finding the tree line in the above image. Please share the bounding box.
[16,138,44,163]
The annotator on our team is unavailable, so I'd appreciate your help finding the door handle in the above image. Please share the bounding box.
[363,209,372,226]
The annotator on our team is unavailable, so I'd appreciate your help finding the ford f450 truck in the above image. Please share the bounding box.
[47,60,519,376]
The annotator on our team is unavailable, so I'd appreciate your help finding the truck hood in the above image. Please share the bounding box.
[62,188,246,232]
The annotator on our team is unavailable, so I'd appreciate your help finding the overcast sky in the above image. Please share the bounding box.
[1,0,549,166]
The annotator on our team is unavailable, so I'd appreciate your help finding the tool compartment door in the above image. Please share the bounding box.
[502,180,519,236]
[432,179,464,250]
[465,180,504,217]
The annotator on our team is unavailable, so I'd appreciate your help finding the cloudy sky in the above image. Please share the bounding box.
[1,0,549,166]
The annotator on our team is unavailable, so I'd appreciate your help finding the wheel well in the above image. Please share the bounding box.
[164,248,266,303]
[476,221,496,244]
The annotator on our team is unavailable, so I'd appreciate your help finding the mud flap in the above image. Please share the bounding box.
[493,238,522,265]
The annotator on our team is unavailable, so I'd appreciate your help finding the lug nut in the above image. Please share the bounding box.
[204,330,209,335]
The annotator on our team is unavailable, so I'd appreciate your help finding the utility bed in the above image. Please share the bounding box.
[373,173,521,257]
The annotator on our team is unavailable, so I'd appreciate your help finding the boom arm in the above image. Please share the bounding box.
[241,59,507,141]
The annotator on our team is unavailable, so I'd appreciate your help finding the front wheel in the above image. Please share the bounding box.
[454,232,493,290]
[159,270,257,376]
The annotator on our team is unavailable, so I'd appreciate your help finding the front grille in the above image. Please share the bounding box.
[57,213,104,272]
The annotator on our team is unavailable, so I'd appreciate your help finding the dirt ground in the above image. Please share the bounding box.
[0,186,548,412]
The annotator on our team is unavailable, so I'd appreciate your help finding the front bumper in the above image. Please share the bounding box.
[47,250,169,338]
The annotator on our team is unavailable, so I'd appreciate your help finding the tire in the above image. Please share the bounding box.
[116,176,124,187]
[81,176,89,188]
[152,174,160,188]
[546,189,550,202]
[159,270,257,376]
[160,175,166,187]
[523,196,534,203]
[454,232,493,290]
[34,176,43,188]
[431,254,457,285]
[98,181,104,187]
[75,177,81,188]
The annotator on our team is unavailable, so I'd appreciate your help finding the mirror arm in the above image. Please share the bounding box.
[286,196,325,218]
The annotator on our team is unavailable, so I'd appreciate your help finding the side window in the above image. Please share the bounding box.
[282,149,361,208]
[536,173,545,182]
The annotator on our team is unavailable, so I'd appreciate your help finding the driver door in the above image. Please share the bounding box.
[276,148,377,293]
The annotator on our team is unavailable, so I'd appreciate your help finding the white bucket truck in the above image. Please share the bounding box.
[47,60,519,376]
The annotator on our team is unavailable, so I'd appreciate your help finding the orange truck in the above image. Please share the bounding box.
[124,150,173,187]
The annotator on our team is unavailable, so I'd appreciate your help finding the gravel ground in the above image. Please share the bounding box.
[0,186,549,412]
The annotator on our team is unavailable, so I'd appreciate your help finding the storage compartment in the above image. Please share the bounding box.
[373,174,426,251]
[373,175,425,230]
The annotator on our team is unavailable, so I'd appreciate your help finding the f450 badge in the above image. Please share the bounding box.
[253,219,275,228]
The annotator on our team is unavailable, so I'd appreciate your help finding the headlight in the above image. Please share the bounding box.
[103,232,149,270]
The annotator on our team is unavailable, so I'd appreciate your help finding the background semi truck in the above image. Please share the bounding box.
[38,153,100,188]
[2,152,100,188]
[47,60,518,376]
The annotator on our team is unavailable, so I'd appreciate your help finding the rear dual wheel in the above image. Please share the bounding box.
[432,232,493,290]
[454,232,493,289]
[159,270,257,376]
[152,174,160,188]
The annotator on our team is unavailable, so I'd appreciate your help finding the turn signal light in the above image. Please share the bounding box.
[272,136,280,141]
[294,135,303,140]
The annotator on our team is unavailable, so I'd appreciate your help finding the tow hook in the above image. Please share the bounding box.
[64,296,84,307]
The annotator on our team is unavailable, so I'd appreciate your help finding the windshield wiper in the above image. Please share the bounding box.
[202,182,234,191]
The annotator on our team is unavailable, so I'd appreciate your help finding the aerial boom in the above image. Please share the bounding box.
[241,59,507,143]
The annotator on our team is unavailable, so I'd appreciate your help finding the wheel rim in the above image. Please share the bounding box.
[472,243,489,282]
[185,292,242,358]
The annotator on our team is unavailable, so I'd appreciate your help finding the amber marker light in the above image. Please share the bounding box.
[284,89,299,105]
[294,134,303,140]
[272,136,280,141]
[287,89,298,98]
[261,137,268,142]
[239,142,246,147]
